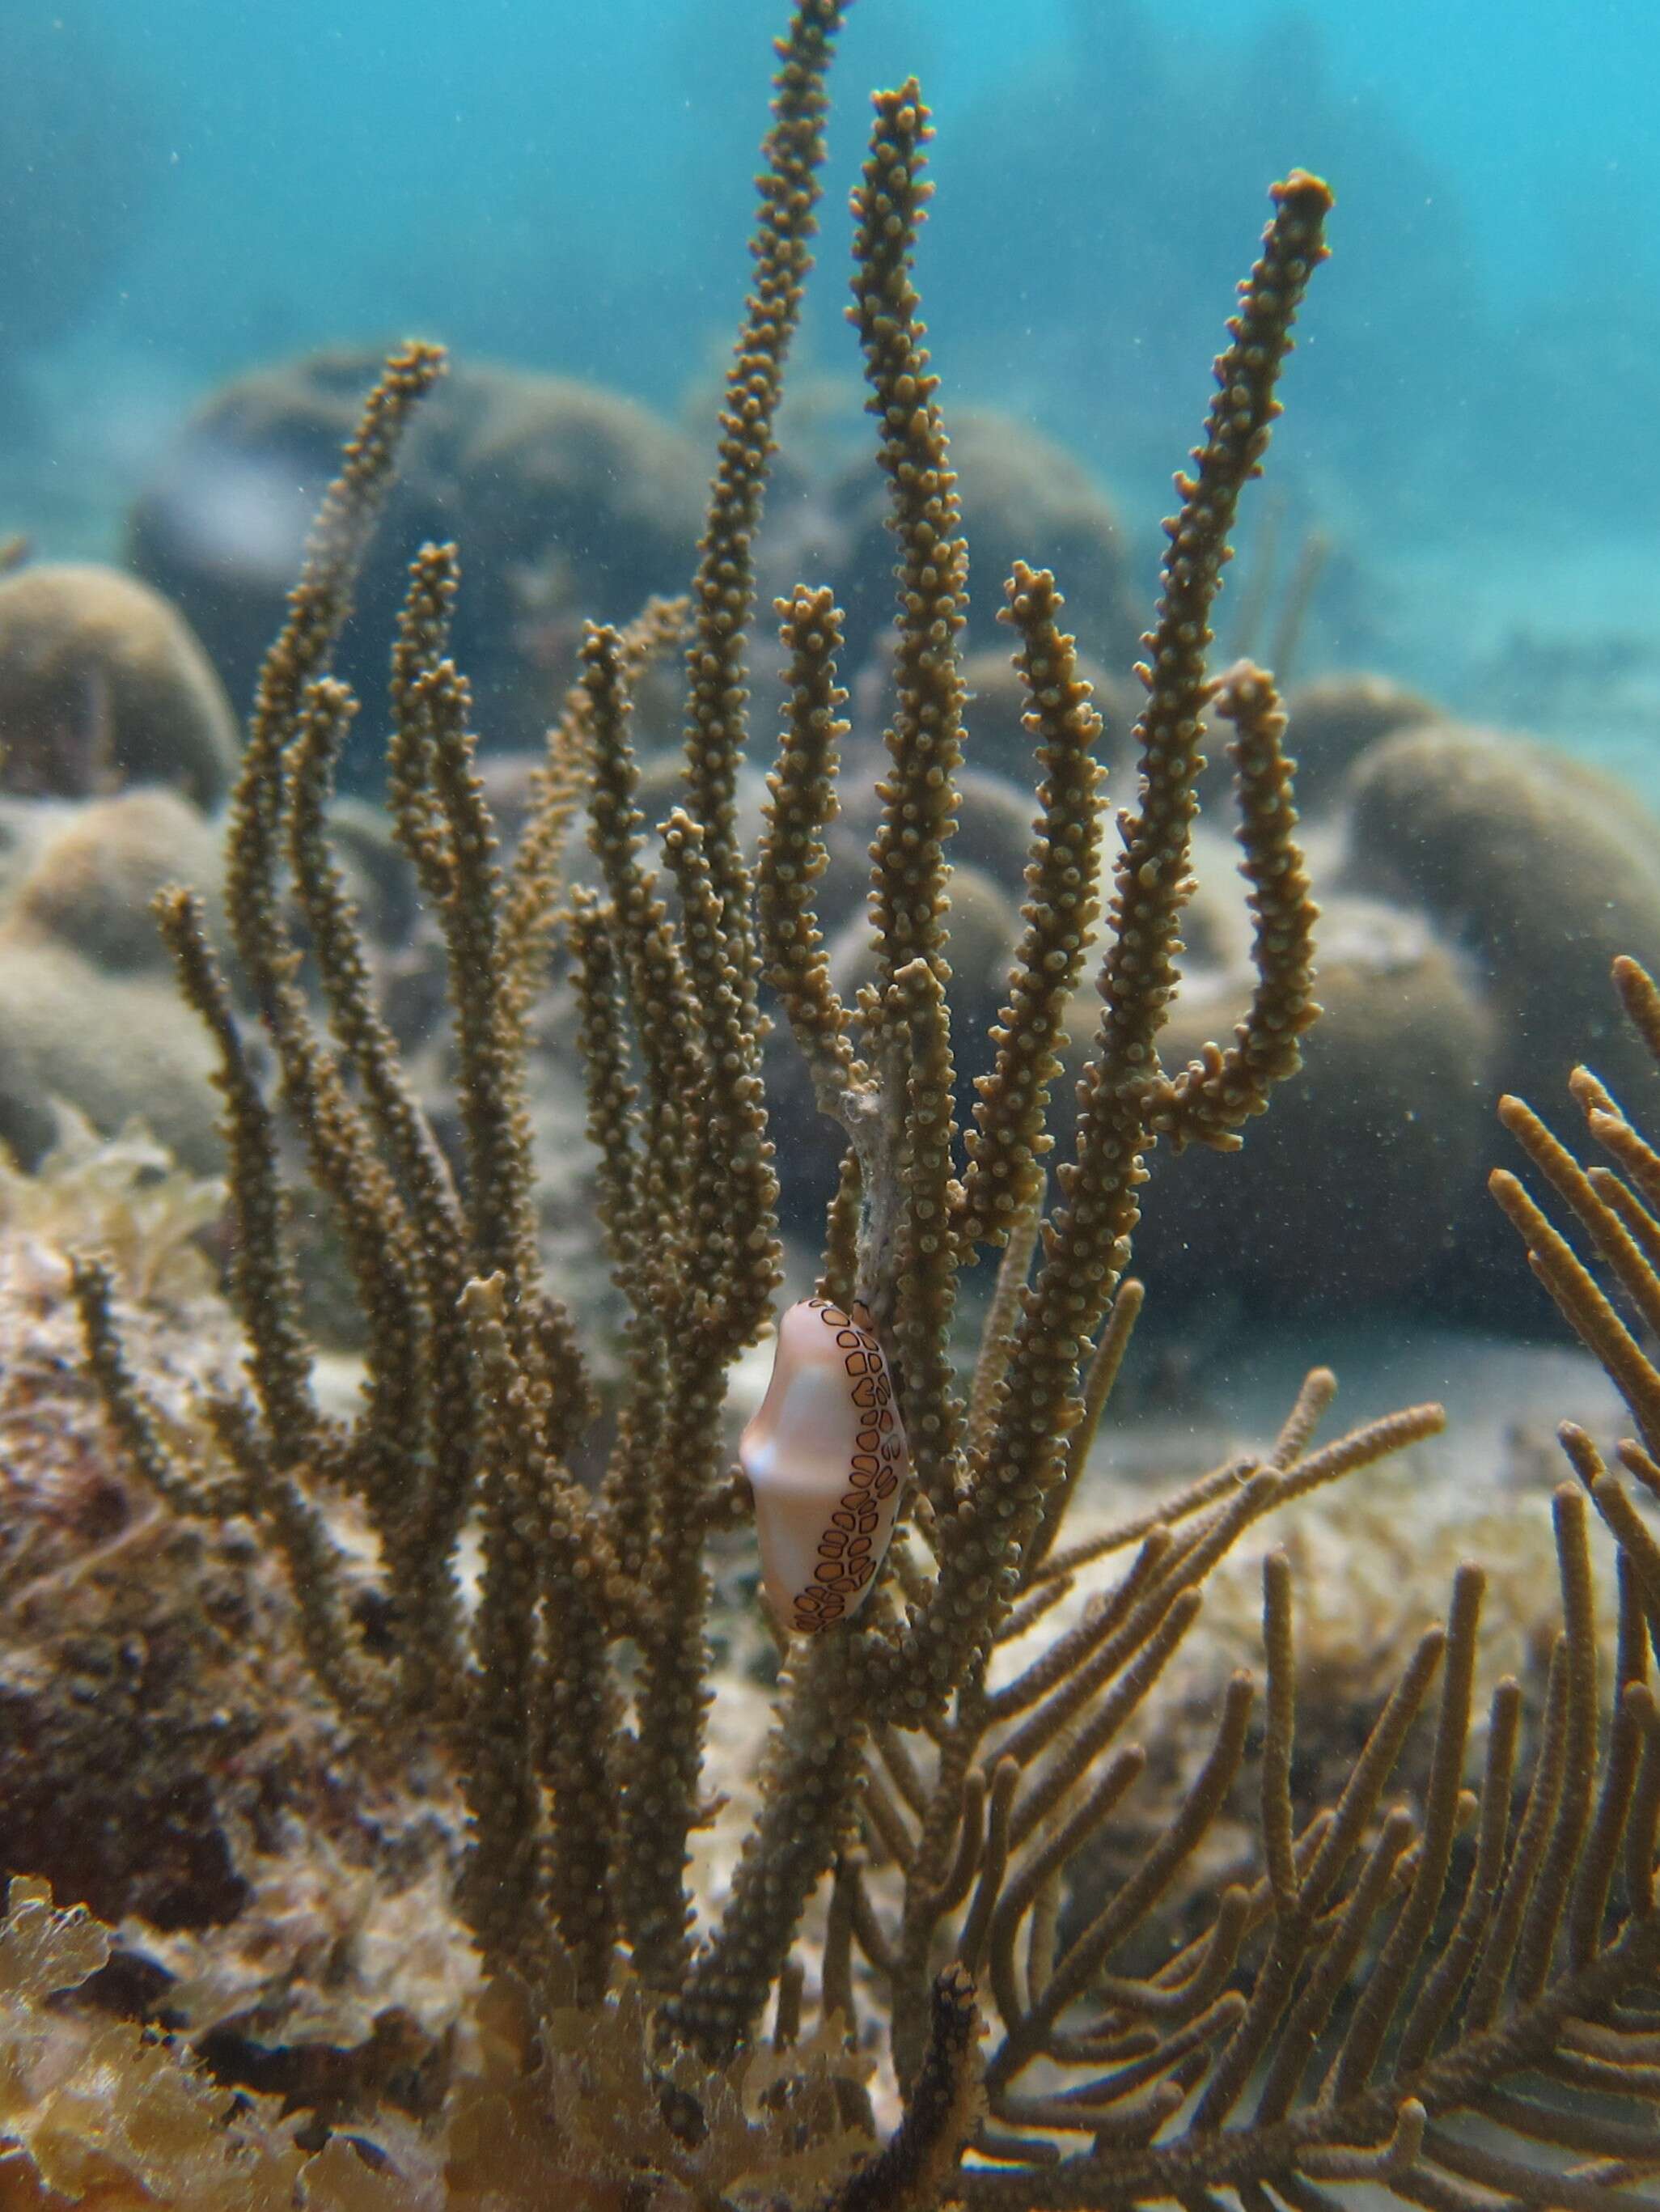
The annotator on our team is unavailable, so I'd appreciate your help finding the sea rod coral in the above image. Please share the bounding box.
[31,1,1660,2205]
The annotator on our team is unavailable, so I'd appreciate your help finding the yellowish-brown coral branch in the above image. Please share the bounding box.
[683,0,849,1014]
[886,174,1332,1715]
[757,583,860,1112]
[956,564,1104,1255]
[1141,659,1319,1153]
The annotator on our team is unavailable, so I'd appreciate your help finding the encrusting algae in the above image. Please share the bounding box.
[0,2,1657,2206]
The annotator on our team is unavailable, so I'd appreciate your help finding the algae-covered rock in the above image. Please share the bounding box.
[0,565,238,807]
[0,1134,256,1929]
[0,1128,466,2088]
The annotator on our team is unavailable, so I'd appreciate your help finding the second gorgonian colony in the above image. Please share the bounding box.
[63,2,1660,2205]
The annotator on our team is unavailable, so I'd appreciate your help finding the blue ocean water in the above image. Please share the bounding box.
[4,0,1660,806]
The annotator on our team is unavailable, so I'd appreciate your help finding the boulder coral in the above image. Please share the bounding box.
[0,791,230,1172]
[1345,723,1660,1105]
[129,344,492,720]
[0,565,239,807]
[0,937,221,1176]
[824,406,1144,672]
[752,672,1660,1327]
[1125,900,1500,1312]
[9,789,226,975]
[129,348,705,765]
[454,374,707,731]
[1343,722,1660,1312]
[736,641,1660,1333]
[1282,669,1438,814]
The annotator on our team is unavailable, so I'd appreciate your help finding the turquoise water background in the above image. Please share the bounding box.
[6,0,1660,1384]
[6,0,1660,779]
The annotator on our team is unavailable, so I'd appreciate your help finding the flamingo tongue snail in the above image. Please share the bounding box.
[739,1299,909,1634]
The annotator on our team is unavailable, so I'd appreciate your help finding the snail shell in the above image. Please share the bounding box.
[739,1298,908,1634]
